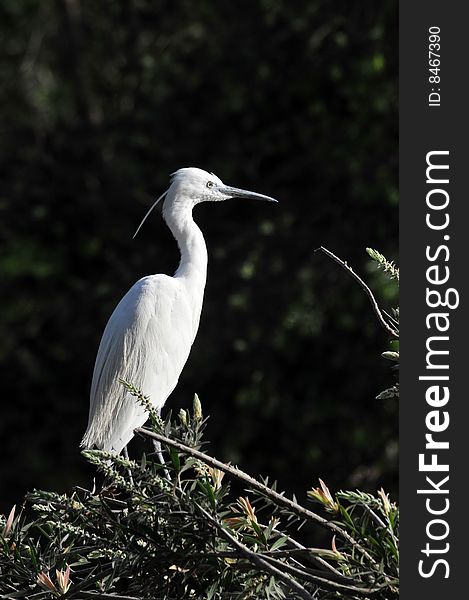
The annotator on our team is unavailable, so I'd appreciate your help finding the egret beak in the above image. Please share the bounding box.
[220,185,278,203]
[133,189,168,238]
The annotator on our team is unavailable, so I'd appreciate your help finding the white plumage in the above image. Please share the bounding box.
[81,167,276,454]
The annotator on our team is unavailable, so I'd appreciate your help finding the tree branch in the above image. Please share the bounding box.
[315,246,399,338]
[135,427,379,569]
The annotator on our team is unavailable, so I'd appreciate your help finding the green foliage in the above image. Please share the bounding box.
[366,248,399,282]
[1,396,398,599]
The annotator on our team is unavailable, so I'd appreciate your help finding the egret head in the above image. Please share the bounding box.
[169,167,277,205]
[133,167,277,237]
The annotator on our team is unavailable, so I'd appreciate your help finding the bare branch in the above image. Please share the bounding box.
[315,246,399,338]
[80,593,141,600]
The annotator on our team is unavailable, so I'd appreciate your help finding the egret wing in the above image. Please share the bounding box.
[82,275,193,452]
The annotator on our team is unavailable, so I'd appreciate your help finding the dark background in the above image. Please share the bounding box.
[0,0,397,512]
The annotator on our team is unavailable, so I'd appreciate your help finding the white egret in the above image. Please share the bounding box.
[81,167,276,457]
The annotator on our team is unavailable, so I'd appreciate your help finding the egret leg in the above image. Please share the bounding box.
[122,445,134,484]
[153,408,170,480]
[153,439,170,480]
[152,439,164,464]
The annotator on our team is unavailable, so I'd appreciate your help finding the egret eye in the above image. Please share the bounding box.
[206,181,215,189]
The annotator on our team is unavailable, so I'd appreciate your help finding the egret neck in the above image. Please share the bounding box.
[162,194,208,337]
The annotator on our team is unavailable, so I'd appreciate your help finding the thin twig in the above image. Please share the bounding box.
[195,503,314,600]
[135,427,379,569]
[383,309,399,328]
[80,594,141,600]
[270,528,353,579]
[362,505,399,550]
[315,246,399,338]
[272,531,350,579]
[189,549,352,583]
[362,505,387,530]
[261,554,387,596]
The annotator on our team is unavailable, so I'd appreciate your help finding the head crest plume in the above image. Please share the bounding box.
[133,189,168,239]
